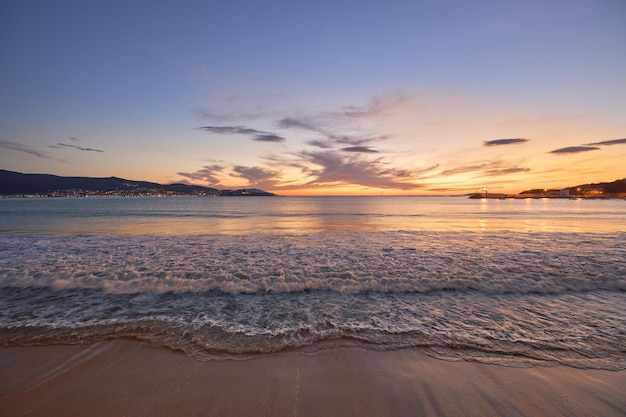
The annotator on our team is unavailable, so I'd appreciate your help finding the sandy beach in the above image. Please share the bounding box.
[1,341,624,417]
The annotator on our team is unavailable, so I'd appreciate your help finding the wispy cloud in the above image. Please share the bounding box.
[307,139,334,149]
[484,138,529,147]
[484,167,530,176]
[549,146,600,155]
[177,164,225,186]
[194,108,273,123]
[0,140,58,160]
[436,160,530,177]
[340,146,379,153]
[198,125,286,143]
[277,117,320,132]
[254,134,286,143]
[339,94,411,118]
[278,114,388,150]
[52,142,104,153]
[291,150,422,190]
[584,138,626,146]
[230,165,282,189]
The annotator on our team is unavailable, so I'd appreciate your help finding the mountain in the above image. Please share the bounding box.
[467,178,626,199]
[0,170,275,196]
[517,178,626,197]
[570,178,626,194]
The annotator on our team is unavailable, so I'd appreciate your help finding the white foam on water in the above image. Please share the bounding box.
[1,232,624,295]
[1,231,624,370]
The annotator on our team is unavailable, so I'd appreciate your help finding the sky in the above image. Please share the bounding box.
[1,0,625,195]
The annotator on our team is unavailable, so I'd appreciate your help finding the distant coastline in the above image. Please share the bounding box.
[1,169,625,199]
[0,169,275,197]
[468,177,626,199]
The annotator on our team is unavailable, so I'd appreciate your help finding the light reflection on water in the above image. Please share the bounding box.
[0,196,624,236]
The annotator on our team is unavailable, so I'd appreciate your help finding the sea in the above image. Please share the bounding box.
[0,196,624,369]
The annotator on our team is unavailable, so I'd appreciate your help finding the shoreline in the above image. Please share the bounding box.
[1,341,624,417]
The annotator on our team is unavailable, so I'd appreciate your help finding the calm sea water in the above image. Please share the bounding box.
[1,196,624,369]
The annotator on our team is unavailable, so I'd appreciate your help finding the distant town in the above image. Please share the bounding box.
[469,178,626,199]
[0,170,275,197]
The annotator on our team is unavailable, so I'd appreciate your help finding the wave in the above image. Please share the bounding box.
[2,311,624,370]
[1,232,624,295]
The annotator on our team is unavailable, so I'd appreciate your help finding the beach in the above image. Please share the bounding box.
[1,197,624,416]
[1,341,625,417]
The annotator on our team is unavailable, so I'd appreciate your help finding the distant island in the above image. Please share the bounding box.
[468,178,626,199]
[0,170,275,197]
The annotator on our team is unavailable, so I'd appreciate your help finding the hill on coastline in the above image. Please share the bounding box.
[469,178,626,199]
[0,170,275,196]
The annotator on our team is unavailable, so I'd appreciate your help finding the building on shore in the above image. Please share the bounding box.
[516,188,571,198]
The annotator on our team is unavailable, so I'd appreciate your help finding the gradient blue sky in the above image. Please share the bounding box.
[2,0,625,194]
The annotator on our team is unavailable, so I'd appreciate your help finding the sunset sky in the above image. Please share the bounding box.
[2,0,625,195]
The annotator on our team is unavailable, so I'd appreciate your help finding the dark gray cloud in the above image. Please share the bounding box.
[484,138,529,147]
[549,146,600,155]
[177,164,225,186]
[276,117,320,132]
[0,140,57,160]
[198,125,263,135]
[584,138,626,146]
[53,143,104,153]
[254,134,286,143]
[341,146,379,153]
[198,125,285,143]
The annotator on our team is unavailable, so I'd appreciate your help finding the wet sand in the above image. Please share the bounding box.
[1,341,624,417]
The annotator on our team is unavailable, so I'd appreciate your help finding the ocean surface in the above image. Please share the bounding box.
[1,196,624,369]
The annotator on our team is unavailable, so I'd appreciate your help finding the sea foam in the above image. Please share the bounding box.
[1,232,624,295]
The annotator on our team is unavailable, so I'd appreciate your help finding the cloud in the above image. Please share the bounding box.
[198,125,285,143]
[484,138,529,147]
[254,134,286,143]
[198,125,263,135]
[340,94,410,118]
[307,139,334,149]
[53,142,104,153]
[584,138,626,146]
[484,167,530,176]
[437,161,529,177]
[230,165,281,189]
[549,146,600,155]
[278,114,388,150]
[0,140,58,160]
[194,108,272,123]
[305,133,382,149]
[177,164,225,186]
[186,94,434,192]
[293,150,422,190]
[277,117,320,132]
[340,146,379,153]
